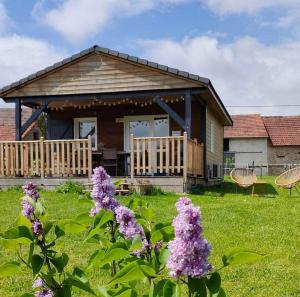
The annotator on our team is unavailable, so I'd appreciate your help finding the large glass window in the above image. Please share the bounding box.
[124,115,169,151]
[74,117,97,150]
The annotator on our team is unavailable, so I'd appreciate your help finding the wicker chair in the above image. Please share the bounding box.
[230,168,257,188]
[275,167,300,196]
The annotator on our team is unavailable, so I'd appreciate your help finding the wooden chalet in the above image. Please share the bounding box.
[0,45,232,192]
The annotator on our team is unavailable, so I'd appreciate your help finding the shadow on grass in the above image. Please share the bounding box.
[191,181,278,198]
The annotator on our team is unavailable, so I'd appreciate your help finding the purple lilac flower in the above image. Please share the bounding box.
[33,277,44,289]
[115,205,144,240]
[21,201,34,219]
[35,288,53,297]
[154,240,163,252]
[23,182,40,200]
[90,167,119,216]
[167,197,212,279]
[32,220,43,237]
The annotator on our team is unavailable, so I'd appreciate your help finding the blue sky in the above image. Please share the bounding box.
[1,0,300,115]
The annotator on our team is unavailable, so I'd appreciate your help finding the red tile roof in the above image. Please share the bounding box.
[262,116,300,146]
[0,108,32,140]
[224,114,268,138]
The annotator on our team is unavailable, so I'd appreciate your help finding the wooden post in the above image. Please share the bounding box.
[40,137,45,179]
[15,99,21,141]
[130,134,134,180]
[185,89,192,138]
[183,132,188,189]
[87,135,92,181]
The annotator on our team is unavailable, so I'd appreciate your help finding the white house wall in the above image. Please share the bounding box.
[229,138,268,175]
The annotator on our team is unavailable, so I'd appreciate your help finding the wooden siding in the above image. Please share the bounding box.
[7,53,200,97]
[206,107,224,172]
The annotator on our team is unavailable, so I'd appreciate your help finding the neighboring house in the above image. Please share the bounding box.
[224,114,269,175]
[224,114,300,176]
[0,108,40,141]
[0,45,232,190]
[263,116,300,175]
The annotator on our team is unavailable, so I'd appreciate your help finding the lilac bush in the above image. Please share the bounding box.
[167,197,212,278]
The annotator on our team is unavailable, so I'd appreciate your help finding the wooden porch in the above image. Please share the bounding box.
[0,133,204,184]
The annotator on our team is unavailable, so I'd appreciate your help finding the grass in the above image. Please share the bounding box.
[0,176,300,296]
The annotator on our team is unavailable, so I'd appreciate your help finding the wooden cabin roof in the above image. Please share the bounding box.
[0,45,232,125]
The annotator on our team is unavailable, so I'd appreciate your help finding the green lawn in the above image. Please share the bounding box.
[0,177,300,297]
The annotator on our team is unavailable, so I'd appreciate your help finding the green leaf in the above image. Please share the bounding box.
[96,286,111,297]
[58,220,87,234]
[114,288,137,297]
[140,207,154,222]
[15,215,32,228]
[114,178,126,188]
[76,212,92,225]
[149,279,168,297]
[50,253,69,273]
[0,262,21,278]
[217,288,226,297]
[188,277,207,297]
[31,254,44,276]
[94,210,114,228]
[163,281,176,297]
[102,248,131,267]
[3,226,33,241]
[205,273,221,297]
[35,200,45,216]
[43,221,54,235]
[139,265,156,277]
[158,249,170,265]
[72,267,88,283]
[151,226,174,243]
[1,237,32,249]
[54,225,65,239]
[65,277,95,295]
[84,226,105,242]
[109,262,145,286]
[222,248,264,267]
[129,235,143,251]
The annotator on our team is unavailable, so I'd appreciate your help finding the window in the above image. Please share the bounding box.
[74,117,97,150]
[124,115,169,151]
[210,120,215,153]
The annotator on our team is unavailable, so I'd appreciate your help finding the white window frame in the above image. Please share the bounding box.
[74,117,98,151]
[123,114,169,151]
[210,120,215,153]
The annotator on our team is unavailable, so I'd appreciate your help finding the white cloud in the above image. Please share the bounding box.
[201,0,300,15]
[0,1,11,34]
[139,36,300,115]
[33,0,190,43]
[0,35,66,107]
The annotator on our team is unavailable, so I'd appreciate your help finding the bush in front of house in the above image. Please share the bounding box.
[0,167,264,297]
[55,180,85,194]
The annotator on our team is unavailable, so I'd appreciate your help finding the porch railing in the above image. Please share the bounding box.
[130,132,204,181]
[0,137,92,179]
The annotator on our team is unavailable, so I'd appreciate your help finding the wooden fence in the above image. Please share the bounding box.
[0,137,92,178]
[130,132,204,180]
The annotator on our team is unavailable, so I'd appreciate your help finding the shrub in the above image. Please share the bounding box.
[55,180,84,194]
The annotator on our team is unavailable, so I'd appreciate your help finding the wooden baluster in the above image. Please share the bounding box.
[171,138,175,173]
[88,136,92,180]
[177,138,181,173]
[56,142,60,175]
[136,139,140,175]
[148,138,152,174]
[35,141,39,175]
[72,142,76,175]
[15,143,19,176]
[51,142,54,176]
[142,139,146,174]
[82,140,87,175]
[24,143,28,177]
[77,141,81,175]
[165,138,170,175]
[46,142,50,176]
[61,141,65,176]
[183,132,188,186]
[40,138,45,179]
[66,141,70,175]
[10,144,14,176]
[159,138,163,173]
[130,134,134,179]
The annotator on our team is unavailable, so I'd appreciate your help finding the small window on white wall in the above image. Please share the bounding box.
[210,120,215,153]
